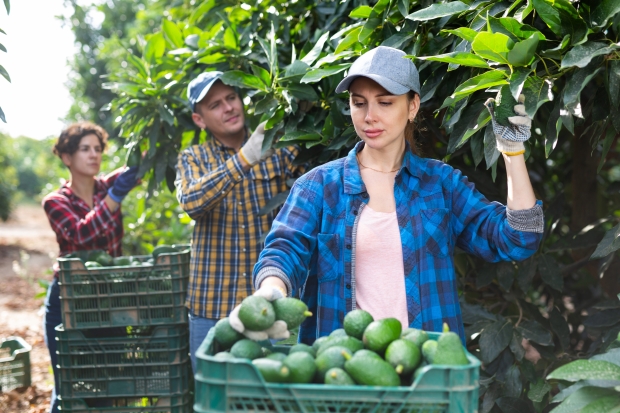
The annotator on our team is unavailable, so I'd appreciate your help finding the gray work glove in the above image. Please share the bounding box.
[239,122,274,166]
[484,94,531,156]
[228,286,290,341]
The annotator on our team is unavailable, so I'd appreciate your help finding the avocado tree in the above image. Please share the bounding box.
[103,0,620,410]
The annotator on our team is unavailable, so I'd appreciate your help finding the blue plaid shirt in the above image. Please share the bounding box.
[254,142,543,344]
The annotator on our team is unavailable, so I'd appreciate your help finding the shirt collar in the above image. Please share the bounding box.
[343,141,422,195]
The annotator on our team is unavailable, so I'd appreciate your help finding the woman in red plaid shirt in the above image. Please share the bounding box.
[41,122,139,413]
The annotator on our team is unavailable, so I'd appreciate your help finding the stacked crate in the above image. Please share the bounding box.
[0,336,32,392]
[55,245,192,413]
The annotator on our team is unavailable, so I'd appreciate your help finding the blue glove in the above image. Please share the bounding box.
[108,166,139,203]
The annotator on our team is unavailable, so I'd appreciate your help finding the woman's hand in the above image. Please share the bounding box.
[484,94,531,156]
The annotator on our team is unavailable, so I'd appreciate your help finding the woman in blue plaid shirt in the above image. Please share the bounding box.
[233,46,543,344]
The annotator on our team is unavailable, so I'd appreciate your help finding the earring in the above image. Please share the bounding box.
[408,118,413,123]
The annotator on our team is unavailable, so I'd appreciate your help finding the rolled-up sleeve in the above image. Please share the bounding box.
[450,169,543,262]
[175,146,246,220]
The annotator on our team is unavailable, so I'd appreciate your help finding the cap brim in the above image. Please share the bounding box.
[335,74,410,95]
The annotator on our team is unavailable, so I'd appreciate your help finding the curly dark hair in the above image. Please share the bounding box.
[53,122,108,159]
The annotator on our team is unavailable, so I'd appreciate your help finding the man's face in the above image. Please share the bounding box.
[192,81,245,139]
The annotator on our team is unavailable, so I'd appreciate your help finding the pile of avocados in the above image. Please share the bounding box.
[65,245,181,269]
[213,307,470,386]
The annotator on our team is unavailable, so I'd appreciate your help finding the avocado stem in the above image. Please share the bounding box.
[304,311,313,317]
[395,365,404,375]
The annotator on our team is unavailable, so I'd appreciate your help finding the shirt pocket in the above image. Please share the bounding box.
[421,208,450,257]
[317,233,340,283]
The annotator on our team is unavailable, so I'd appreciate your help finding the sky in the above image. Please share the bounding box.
[0,0,77,140]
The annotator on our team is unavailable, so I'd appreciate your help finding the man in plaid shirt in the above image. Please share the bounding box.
[175,72,305,369]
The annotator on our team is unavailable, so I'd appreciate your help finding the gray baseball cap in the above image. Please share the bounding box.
[335,46,420,95]
[187,71,223,112]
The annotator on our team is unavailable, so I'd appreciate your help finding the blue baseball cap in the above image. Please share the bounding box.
[187,71,223,112]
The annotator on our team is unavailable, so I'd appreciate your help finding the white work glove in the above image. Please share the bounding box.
[484,94,531,156]
[239,122,274,166]
[228,285,290,341]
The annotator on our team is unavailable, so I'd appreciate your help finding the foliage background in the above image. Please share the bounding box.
[3,0,620,411]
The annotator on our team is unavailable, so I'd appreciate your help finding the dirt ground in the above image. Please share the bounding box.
[0,203,58,413]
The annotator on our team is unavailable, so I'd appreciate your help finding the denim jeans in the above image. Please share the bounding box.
[43,277,62,413]
[188,312,218,373]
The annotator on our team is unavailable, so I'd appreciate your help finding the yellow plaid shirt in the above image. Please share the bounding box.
[175,136,304,319]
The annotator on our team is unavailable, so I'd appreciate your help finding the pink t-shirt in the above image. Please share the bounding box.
[354,204,409,328]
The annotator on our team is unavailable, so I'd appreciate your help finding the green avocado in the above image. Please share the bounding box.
[402,329,429,348]
[283,352,316,384]
[152,245,179,259]
[324,367,356,385]
[112,256,132,266]
[344,309,374,340]
[315,346,353,383]
[289,343,316,358]
[213,317,244,349]
[317,335,363,356]
[421,340,438,364]
[84,261,103,269]
[362,318,402,355]
[213,351,236,361]
[385,339,421,376]
[272,297,312,330]
[329,328,348,338]
[238,295,276,331]
[252,358,290,383]
[432,323,469,366]
[230,339,263,360]
[344,353,400,387]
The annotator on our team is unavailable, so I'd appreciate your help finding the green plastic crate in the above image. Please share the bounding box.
[58,392,192,413]
[194,329,480,413]
[57,246,190,329]
[56,325,191,399]
[0,336,31,391]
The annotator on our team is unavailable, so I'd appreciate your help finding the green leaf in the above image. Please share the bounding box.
[479,319,514,364]
[440,70,508,109]
[516,320,553,345]
[496,396,530,413]
[471,32,514,64]
[285,84,319,101]
[507,34,539,67]
[397,0,410,18]
[531,0,588,45]
[255,96,279,115]
[265,107,285,130]
[223,26,238,50]
[484,124,500,169]
[162,19,184,49]
[488,16,546,42]
[550,387,619,413]
[509,67,531,100]
[581,396,620,413]
[563,63,603,118]
[522,76,553,118]
[549,307,570,350]
[279,131,322,142]
[609,61,620,109]
[359,0,390,42]
[0,64,10,82]
[415,52,489,68]
[592,349,620,367]
[590,0,620,28]
[497,262,514,291]
[301,32,329,66]
[538,254,563,292]
[561,42,619,69]
[440,27,478,43]
[0,106,5,123]
[349,5,372,18]
[125,53,148,79]
[528,379,551,403]
[300,64,350,84]
[591,223,620,259]
[335,27,363,54]
[599,125,617,173]
[0,43,6,53]
[283,60,310,79]
[220,70,269,92]
[406,1,468,21]
[314,51,355,69]
[584,309,620,328]
[251,64,271,87]
[144,32,165,64]
[448,106,490,153]
[3,0,9,14]
[548,360,620,382]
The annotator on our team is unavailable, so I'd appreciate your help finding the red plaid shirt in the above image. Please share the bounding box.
[43,170,124,276]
